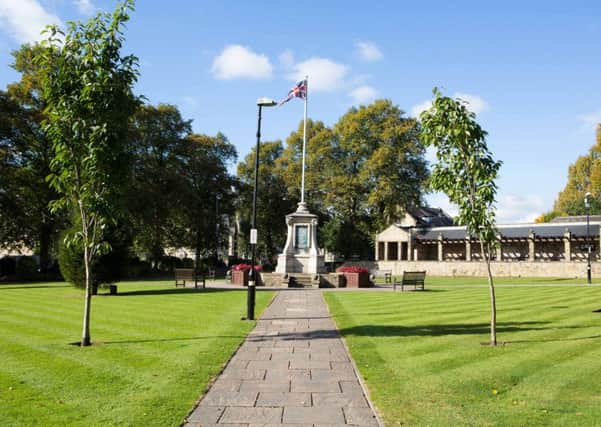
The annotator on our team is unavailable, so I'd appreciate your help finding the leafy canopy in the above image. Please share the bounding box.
[420,88,501,243]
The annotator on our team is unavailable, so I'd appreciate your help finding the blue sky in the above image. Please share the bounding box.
[1,0,600,223]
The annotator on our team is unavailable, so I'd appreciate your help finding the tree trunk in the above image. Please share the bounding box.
[481,240,497,346]
[195,230,201,274]
[81,242,92,347]
[39,221,52,274]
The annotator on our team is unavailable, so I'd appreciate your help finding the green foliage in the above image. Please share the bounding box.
[420,88,501,244]
[15,256,39,280]
[128,103,192,266]
[237,140,295,263]
[1,44,66,270]
[321,217,372,259]
[58,221,131,288]
[38,0,139,255]
[174,132,237,267]
[545,124,601,219]
[330,99,428,233]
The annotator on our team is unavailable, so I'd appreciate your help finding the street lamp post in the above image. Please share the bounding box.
[247,97,277,321]
[585,192,592,285]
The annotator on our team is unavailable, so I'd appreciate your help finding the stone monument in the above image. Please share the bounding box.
[275,202,325,274]
[274,76,325,275]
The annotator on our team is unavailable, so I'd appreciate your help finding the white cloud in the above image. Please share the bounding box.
[411,99,432,118]
[411,92,489,120]
[496,194,546,224]
[578,109,601,130]
[73,0,95,15]
[426,192,546,224]
[287,57,348,92]
[211,44,273,80]
[350,85,378,104]
[453,92,489,115]
[279,49,294,68]
[0,0,62,43]
[425,145,437,164]
[355,41,383,62]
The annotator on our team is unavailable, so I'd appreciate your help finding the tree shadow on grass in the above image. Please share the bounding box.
[337,322,556,338]
[97,335,246,345]
[0,284,71,290]
[244,321,572,343]
[116,287,241,296]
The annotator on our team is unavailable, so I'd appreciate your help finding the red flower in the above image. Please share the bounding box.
[232,264,262,272]
[337,265,368,273]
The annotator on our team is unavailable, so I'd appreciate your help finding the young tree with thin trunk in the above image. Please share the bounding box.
[37,0,139,346]
[420,88,502,346]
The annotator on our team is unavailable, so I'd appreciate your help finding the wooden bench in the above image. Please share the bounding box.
[370,269,392,284]
[393,271,426,291]
[174,268,205,289]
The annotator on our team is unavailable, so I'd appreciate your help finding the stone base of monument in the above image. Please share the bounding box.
[275,202,326,275]
[258,272,346,288]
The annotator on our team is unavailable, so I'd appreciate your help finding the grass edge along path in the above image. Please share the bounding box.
[0,281,274,426]
[324,284,601,426]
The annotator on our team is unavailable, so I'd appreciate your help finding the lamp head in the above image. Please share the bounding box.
[257,97,277,107]
[585,192,592,208]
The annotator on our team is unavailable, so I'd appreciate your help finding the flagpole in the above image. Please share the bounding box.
[301,76,308,205]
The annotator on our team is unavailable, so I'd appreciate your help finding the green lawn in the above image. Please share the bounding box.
[0,281,273,426]
[374,275,599,286]
[324,284,601,426]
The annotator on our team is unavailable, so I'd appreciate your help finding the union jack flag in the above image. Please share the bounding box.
[279,79,307,106]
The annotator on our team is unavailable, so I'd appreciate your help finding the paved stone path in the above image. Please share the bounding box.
[185,289,382,427]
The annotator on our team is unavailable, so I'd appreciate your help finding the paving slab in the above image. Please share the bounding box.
[184,289,382,426]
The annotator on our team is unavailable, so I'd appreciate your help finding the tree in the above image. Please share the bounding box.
[420,88,502,346]
[544,125,601,219]
[277,119,335,213]
[326,99,428,256]
[0,44,65,271]
[237,141,295,265]
[174,132,237,270]
[37,0,140,346]
[128,104,192,267]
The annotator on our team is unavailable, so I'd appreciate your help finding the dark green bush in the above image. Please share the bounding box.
[16,256,39,280]
[58,225,130,288]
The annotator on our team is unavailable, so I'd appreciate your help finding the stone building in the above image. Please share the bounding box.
[375,209,601,278]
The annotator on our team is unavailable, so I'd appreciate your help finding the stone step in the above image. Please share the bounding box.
[288,274,320,288]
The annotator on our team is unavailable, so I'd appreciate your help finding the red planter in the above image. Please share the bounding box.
[343,271,371,288]
[231,270,249,286]
[231,270,262,286]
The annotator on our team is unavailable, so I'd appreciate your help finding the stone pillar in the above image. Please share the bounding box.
[496,235,502,261]
[397,242,402,261]
[563,229,571,262]
[407,230,413,261]
[375,237,379,261]
[465,236,471,261]
[384,241,389,261]
[528,229,535,262]
[437,233,443,261]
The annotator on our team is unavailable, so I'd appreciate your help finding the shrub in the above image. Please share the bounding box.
[16,256,39,280]
[58,224,130,288]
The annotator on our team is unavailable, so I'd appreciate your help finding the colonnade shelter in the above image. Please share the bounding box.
[376,208,600,263]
